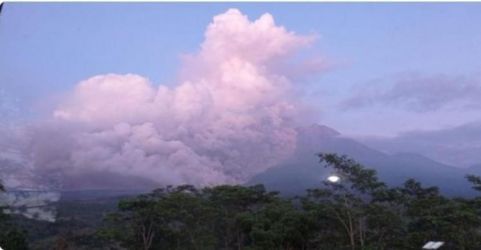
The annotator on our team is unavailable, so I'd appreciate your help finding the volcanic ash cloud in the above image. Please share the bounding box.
[24,9,319,188]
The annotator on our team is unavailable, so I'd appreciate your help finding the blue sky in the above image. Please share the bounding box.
[2,3,481,136]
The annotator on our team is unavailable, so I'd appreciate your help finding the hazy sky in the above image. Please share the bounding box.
[3,2,481,191]
[2,3,481,137]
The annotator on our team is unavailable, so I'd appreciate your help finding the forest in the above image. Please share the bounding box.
[2,153,481,250]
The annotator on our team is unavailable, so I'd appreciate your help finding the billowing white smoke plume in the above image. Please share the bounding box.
[11,9,321,188]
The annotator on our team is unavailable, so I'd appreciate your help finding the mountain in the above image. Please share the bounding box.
[466,164,481,178]
[2,124,479,197]
[248,124,477,197]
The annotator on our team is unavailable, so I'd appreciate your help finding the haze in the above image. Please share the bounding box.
[1,3,481,190]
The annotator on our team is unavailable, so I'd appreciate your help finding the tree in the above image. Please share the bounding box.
[202,184,279,249]
[101,185,218,250]
[302,154,410,250]
[98,155,481,250]
[100,189,162,249]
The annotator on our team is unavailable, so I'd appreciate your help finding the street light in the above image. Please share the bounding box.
[327,174,340,183]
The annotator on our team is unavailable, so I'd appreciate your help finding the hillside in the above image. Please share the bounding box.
[249,124,477,196]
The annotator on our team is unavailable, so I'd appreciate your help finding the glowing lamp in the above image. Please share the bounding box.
[327,175,340,183]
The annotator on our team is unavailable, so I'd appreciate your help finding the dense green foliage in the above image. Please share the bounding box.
[4,153,481,249]
[97,154,481,250]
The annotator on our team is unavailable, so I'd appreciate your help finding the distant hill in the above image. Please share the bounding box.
[249,124,478,197]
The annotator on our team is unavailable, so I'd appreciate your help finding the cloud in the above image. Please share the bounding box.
[360,121,481,168]
[2,9,323,189]
[341,73,481,112]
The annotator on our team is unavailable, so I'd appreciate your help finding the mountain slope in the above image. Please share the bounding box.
[248,124,476,196]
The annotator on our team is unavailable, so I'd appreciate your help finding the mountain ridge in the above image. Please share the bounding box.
[249,124,479,197]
